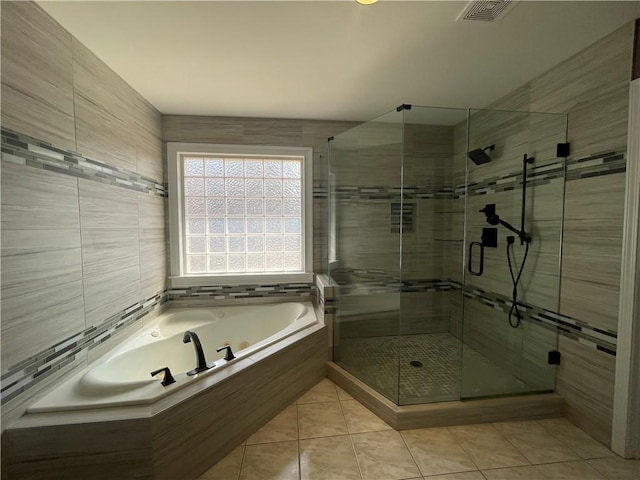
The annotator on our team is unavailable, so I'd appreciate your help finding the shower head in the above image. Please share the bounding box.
[468,144,495,165]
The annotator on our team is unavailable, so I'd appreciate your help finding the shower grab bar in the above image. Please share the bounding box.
[468,241,484,276]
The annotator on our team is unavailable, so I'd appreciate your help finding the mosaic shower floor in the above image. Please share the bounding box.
[337,332,529,404]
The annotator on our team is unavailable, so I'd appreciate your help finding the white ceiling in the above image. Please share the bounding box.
[38,1,640,122]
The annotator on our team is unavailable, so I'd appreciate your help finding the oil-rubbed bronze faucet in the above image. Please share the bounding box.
[183,330,214,376]
[150,367,176,386]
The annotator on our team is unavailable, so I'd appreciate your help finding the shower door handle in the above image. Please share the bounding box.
[468,241,484,276]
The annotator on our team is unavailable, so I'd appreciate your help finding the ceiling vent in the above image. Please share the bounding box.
[455,0,518,23]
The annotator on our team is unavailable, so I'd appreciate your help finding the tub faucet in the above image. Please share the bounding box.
[183,330,213,376]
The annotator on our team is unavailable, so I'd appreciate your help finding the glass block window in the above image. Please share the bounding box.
[182,155,304,274]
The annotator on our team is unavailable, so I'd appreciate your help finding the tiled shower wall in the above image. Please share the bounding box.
[330,122,454,337]
[454,22,635,446]
[0,2,166,427]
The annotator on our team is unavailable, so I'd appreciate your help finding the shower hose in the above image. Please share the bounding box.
[506,236,531,328]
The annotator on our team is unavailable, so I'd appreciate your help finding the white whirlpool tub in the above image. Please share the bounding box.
[28,301,319,413]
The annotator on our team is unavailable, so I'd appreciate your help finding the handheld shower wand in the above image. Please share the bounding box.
[479,204,531,328]
[478,154,535,328]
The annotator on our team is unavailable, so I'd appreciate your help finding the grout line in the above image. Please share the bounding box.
[533,418,587,460]
[488,423,536,465]
[398,430,425,477]
[337,397,364,480]
[235,444,246,480]
[76,176,89,341]
[329,380,364,479]
[445,425,481,471]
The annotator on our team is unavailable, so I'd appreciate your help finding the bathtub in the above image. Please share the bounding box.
[28,301,319,412]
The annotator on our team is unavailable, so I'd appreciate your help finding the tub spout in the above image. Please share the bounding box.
[183,330,213,376]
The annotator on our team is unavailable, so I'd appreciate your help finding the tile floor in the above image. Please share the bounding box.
[198,378,640,480]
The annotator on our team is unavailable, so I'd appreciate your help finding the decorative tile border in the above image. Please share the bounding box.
[456,151,625,196]
[313,184,328,199]
[450,281,617,355]
[0,291,167,406]
[1,128,167,197]
[318,185,453,202]
[321,151,625,203]
[330,268,451,295]
[565,151,626,181]
[334,279,452,295]
[458,159,566,197]
[166,282,315,301]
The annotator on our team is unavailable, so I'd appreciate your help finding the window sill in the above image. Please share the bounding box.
[169,273,315,288]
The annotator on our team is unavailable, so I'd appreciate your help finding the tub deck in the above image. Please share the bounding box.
[3,324,328,480]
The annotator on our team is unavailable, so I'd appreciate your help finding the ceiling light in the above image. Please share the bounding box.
[356,0,379,5]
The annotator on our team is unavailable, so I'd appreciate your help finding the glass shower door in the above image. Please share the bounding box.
[460,109,568,399]
[397,106,468,405]
[330,109,404,403]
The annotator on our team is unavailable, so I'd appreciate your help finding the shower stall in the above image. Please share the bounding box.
[328,105,568,405]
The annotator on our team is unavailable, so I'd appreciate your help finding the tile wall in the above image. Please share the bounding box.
[161,114,359,278]
[0,2,166,427]
[1,0,635,452]
[329,119,455,339]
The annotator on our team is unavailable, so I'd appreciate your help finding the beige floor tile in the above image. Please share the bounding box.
[298,401,348,439]
[537,418,614,459]
[299,435,361,480]
[351,430,420,480]
[337,385,355,401]
[587,457,640,480]
[482,465,546,480]
[246,404,298,445]
[342,399,393,434]
[493,421,579,464]
[535,460,605,479]
[239,441,299,480]
[448,423,530,470]
[297,378,339,404]
[199,444,245,480]
[423,472,485,480]
[401,427,477,477]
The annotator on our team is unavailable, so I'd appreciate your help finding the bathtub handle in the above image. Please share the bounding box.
[150,367,176,387]
[216,345,236,361]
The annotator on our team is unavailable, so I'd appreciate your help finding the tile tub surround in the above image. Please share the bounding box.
[199,378,637,480]
[0,137,168,424]
[0,292,167,407]
[1,1,166,430]
[2,326,328,480]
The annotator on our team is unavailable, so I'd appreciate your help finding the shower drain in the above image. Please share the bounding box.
[409,360,423,368]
